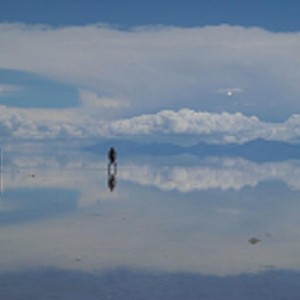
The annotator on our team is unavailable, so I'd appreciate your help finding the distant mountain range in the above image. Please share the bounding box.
[85,139,300,162]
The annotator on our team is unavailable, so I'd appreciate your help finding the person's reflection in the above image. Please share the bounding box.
[107,147,117,192]
[108,172,117,192]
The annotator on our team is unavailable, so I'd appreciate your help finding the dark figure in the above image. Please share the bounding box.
[108,147,117,165]
[108,173,116,192]
[107,147,117,191]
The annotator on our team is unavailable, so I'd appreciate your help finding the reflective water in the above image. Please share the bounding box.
[1,143,300,299]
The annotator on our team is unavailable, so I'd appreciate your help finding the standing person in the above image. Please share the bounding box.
[107,147,117,191]
[108,147,117,165]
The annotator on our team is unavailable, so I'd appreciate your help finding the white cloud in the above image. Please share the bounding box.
[102,108,300,144]
[1,24,300,120]
[0,105,93,139]
[1,106,300,143]
[105,109,261,138]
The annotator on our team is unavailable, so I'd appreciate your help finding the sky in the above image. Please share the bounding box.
[1,0,300,143]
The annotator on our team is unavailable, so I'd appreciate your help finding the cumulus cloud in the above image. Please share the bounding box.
[1,24,300,120]
[0,105,98,139]
[105,109,261,137]
[102,108,300,143]
[0,106,300,143]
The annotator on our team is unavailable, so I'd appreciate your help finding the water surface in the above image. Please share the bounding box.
[1,144,300,299]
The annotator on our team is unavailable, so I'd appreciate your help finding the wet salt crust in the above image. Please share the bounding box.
[1,269,300,300]
[1,147,300,299]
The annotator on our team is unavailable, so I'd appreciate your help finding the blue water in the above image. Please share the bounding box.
[1,143,300,299]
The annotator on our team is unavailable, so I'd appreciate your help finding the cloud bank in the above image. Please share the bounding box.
[1,23,300,121]
[1,106,300,143]
[103,108,300,143]
[1,23,300,142]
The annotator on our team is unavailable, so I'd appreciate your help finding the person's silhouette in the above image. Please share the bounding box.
[108,147,116,165]
[107,147,117,191]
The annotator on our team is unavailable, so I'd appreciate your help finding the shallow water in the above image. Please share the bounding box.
[1,144,300,299]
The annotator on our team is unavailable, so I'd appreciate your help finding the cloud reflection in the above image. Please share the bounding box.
[1,148,300,276]
[120,158,300,192]
[3,149,300,197]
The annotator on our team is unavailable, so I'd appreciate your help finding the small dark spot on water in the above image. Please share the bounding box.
[248,237,261,245]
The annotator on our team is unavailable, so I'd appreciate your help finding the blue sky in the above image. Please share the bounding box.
[1,0,300,31]
[1,0,300,142]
